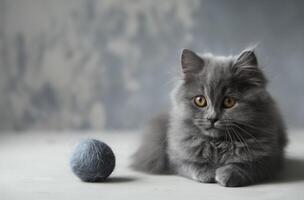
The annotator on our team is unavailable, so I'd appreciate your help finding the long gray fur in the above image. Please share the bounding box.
[131,48,287,187]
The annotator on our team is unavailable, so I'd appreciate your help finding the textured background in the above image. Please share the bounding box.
[0,0,303,131]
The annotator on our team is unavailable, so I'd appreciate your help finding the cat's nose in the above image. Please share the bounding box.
[207,118,219,125]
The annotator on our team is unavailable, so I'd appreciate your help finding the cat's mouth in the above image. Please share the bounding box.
[193,120,224,138]
[205,124,217,130]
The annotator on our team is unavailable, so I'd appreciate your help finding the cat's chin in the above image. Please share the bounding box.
[203,128,223,138]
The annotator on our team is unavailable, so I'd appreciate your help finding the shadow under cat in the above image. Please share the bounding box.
[272,158,304,183]
[93,158,304,185]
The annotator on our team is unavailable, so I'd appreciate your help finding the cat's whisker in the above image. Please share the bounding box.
[224,128,228,143]
[231,127,253,162]
[236,122,274,135]
[230,123,266,151]
[225,126,235,152]
[229,120,275,135]
[224,126,231,144]
[222,117,274,138]
[229,123,258,141]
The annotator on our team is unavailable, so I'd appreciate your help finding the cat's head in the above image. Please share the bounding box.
[171,48,270,138]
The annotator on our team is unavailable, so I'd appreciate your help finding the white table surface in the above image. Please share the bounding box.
[1,130,304,200]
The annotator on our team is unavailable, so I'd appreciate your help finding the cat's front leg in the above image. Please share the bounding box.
[215,164,253,187]
[176,162,215,183]
[216,156,280,187]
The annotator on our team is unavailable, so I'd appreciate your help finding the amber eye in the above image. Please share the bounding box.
[194,96,207,107]
[223,97,236,108]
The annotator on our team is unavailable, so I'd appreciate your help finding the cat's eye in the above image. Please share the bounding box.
[223,97,236,108]
[194,96,207,107]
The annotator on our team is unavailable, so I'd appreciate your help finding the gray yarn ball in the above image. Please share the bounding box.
[70,139,115,182]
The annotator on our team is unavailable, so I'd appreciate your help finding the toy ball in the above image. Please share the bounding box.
[70,139,115,182]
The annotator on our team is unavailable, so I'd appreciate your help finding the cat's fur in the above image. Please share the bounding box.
[131,48,287,187]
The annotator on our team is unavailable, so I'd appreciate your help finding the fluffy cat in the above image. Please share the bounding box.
[131,48,287,187]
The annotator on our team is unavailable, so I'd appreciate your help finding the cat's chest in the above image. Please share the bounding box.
[181,137,235,164]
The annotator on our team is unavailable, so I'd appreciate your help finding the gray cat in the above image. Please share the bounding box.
[131,48,287,187]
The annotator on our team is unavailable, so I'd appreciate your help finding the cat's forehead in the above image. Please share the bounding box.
[200,54,234,84]
[202,54,233,69]
[187,54,235,99]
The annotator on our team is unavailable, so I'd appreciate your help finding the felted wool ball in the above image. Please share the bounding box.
[70,139,115,182]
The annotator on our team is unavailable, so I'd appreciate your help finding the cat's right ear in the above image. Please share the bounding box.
[181,49,204,79]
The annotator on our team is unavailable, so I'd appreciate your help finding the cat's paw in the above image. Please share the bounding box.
[192,167,215,183]
[177,163,215,183]
[215,165,250,187]
[192,171,215,183]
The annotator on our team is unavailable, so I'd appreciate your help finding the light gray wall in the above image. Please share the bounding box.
[0,0,303,130]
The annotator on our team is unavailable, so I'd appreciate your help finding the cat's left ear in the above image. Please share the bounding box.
[181,49,204,79]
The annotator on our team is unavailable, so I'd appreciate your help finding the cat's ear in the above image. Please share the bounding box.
[181,49,204,78]
[233,49,267,86]
[235,49,258,68]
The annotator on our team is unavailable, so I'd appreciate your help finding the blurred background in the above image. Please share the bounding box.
[0,0,303,132]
